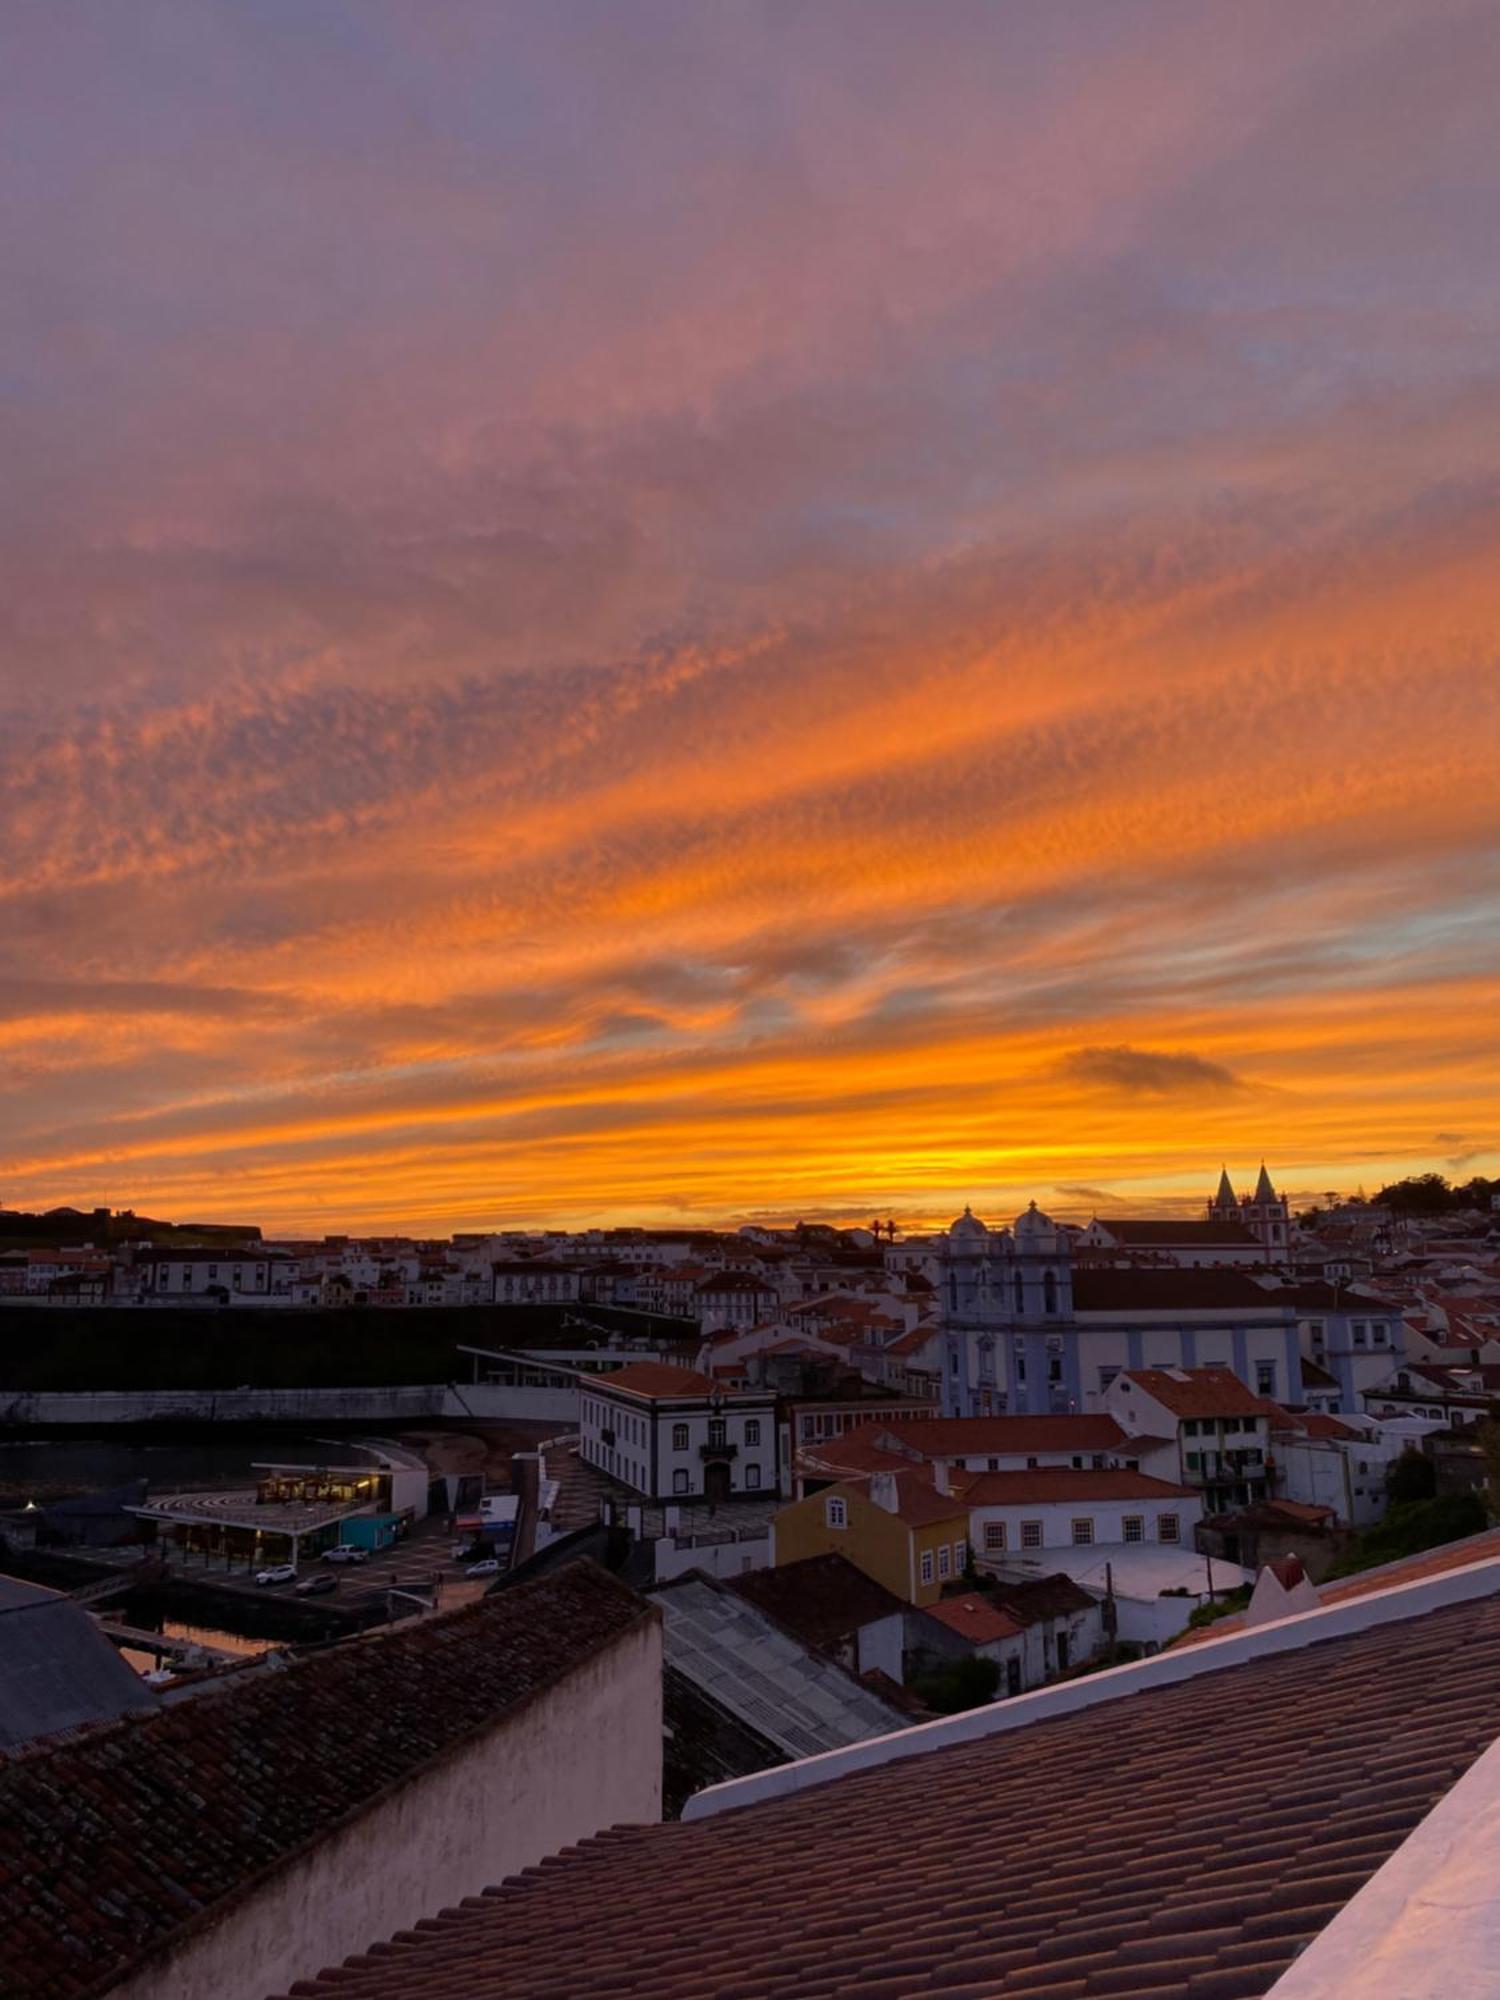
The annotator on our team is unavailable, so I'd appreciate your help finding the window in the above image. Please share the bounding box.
[1021,1520,1042,1548]
[746,1464,761,1490]
[1071,1455,1083,1469]
[1158,1513,1180,1544]
[1184,1419,1199,1437]
[1048,1358,1063,1383]
[1256,1362,1276,1396]
[708,1417,727,1447]
[1098,1365,1120,1393]
[1353,1323,1368,1349]
[672,1422,689,1450]
[1026,1455,1039,1469]
[920,1550,935,1585]
[984,1521,1007,1552]
[987,1456,1000,1471]
[745,1419,761,1446]
[1071,1518,1094,1546]
[1186,1451,1202,1472]
[672,1469,689,1495]
[1123,1515,1145,1543]
[1043,1270,1058,1315]
[938,1544,952,1579]
[1090,1454,1105,1469]
[955,1540,967,1571]
[826,1496,848,1529]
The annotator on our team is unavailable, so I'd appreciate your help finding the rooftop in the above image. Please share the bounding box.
[726,1555,909,1656]
[652,1573,907,1763]
[1074,1270,1293,1314]
[0,1574,158,1752]
[0,1561,649,2000]
[272,1558,1500,2000]
[594,1362,750,1401]
[1117,1365,1282,1420]
[953,1466,1192,1506]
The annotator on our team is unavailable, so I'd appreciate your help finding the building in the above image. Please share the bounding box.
[1207,1162,1293,1259]
[771,1467,970,1607]
[579,1362,777,1502]
[0,1574,159,1750]
[1076,1217,1269,1267]
[0,1562,659,2000]
[267,1547,1500,2000]
[490,1259,582,1304]
[959,1465,1199,1564]
[142,1247,275,1298]
[131,1450,430,1570]
[939,1206,1302,1418]
[1276,1280,1405,1409]
[1105,1364,1280,1514]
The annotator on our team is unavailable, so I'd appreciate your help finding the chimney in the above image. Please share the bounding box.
[869,1471,900,1515]
[933,1458,951,1495]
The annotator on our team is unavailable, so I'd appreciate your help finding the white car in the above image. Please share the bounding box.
[255,1563,297,1587]
[320,1545,368,1566]
[466,1559,502,1578]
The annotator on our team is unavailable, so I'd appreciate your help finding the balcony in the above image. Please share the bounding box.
[699,1440,739,1464]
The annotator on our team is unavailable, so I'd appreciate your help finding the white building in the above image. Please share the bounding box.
[1105,1365,1277,1515]
[579,1362,778,1502]
[144,1248,274,1298]
[957,1466,1199,1565]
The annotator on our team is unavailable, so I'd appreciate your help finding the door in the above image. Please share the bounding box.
[1056,1630,1070,1673]
[704,1461,731,1505]
[1006,1656,1022,1699]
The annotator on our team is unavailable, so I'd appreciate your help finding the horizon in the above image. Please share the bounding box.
[3,3,1498,1236]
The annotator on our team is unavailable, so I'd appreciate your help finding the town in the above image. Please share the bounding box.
[2,1166,1499,1996]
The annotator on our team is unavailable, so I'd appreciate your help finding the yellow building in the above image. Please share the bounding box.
[771,1468,969,1608]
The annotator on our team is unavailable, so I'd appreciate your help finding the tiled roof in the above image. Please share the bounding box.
[864,1471,970,1529]
[1174,1530,1500,1648]
[923,1594,1023,1644]
[652,1574,907,1762]
[594,1362,720,1399]
[1093,1220,1259,1246]
[0,1561,650,2000]
[727,1555,909,1655]
[953,1467,1191,1506]
[1074,1270,1291,1313]
[1118,1365,1281,1419]
[867,1415,1131,1458]
[274,1585,1500,2000]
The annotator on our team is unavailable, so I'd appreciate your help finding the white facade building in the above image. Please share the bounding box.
[580,1362,778,1502]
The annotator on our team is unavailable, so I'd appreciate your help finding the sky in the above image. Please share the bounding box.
[2,0,1498,1236]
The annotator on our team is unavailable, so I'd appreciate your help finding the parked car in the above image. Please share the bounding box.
[255,1564,297,1587]
[466,1559,502,1578]
[295,1573,338,1597]
[450,1542,475,1560]
[320,1545,368,1565]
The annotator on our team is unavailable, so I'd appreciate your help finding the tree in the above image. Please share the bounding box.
[911,1654,1001,1714]
[1374,1174,1455,1215]
[1385,1448,1437,1507]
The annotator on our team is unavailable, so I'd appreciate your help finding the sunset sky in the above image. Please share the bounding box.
[2,1,1498,1235]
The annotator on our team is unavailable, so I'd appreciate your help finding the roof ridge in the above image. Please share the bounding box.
[682,1547,1500,1822]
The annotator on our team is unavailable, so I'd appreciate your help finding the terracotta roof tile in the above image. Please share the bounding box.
[0,1562,650,2000]
[275,1588,1500,2000]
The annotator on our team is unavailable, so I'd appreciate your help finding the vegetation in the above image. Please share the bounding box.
[910,1655,1001,1714]
[1385,1448,1438,1506]
[1372,1174,1499,1215]
[1184,1584,1252,1630]
[1324,1491,1488,1580]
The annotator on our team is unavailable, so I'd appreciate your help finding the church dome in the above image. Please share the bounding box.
[1012,1199,1057,1240]
[948,1206,989,1244]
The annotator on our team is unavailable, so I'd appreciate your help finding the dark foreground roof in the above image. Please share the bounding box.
[0,1561,649,2000]
[0,1574,158,1750]
[275,1588,1500,2000]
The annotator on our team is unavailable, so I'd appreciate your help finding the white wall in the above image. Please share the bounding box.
[970,1494,1199,1557]
[652,1531,772,1582]
[109,1613,662,2000]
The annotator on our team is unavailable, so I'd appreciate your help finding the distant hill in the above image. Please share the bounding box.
[0,1208,262,1249]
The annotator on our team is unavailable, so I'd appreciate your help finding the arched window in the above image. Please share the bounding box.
[1043,1270,1058,1314]
[949,1272,959,1311]
[1014,1269,1025,1314]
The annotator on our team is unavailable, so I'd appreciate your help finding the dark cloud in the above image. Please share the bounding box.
[1058,1046,1249,1097]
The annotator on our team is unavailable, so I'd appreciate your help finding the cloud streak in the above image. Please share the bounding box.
[1,0,1499,1228]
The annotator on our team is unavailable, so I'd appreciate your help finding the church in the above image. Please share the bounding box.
[939,1197,1302,1420]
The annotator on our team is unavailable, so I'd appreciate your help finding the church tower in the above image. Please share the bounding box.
[1207,1167,1239,1222]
